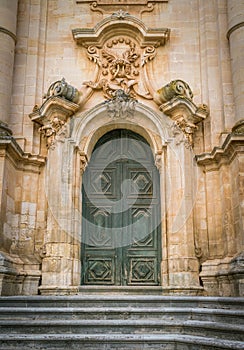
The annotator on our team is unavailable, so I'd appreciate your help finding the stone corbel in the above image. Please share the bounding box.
[29,79,80,149]
[154,80,209,147]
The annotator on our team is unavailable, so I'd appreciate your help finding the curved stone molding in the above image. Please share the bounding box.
[227,21,244,40]
[154,80,209,147]
[72,12,170,101]
[0,26,17,43]
[29,80,80,149]
[72,11,169,47]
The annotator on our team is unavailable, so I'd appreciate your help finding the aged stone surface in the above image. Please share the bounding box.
[0,0,243,297]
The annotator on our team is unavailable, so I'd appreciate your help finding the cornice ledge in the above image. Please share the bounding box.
[72,12,170,47]
[0,137,45,168]
[196,126,244,168]
[159,96,208,124]
[29,96,80,126]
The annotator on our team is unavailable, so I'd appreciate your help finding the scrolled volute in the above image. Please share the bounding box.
[154,79,193,105]
[44,78,79,103]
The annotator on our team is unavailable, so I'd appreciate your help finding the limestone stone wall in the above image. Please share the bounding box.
[0,0,243,296]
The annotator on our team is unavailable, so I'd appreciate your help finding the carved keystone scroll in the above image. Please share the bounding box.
[72,12,170,102]
[154,80,209,147]
[29,79,80,149]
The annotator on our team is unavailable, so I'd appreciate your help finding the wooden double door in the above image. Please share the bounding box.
[81,129,161,285]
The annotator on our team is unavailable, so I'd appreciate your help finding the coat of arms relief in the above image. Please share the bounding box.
[83,35,155,99]
[72,10,170,101]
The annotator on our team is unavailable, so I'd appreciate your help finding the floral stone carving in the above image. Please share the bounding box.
[104,89,137,119]
[29,79,80,149]
[154,80,209,147]
[72,12,170,101]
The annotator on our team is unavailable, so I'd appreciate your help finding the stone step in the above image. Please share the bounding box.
[0,333,244,350]
[0,319,243,341]
[0,295,243,309]
[0,306,243,324]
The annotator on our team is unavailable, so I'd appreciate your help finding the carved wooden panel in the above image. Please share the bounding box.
[128,257,157,284]
[85,257,115,284]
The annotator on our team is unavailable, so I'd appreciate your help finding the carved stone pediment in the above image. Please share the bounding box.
[72,12,170,101]
[154,80,209,147]
[30,79,80,149]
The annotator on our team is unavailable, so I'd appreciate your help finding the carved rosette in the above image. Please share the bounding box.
[72,12,170,102]
[154,80,209,147]
[29,79,80,149]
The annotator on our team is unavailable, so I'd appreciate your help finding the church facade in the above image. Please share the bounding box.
[0,0,243,297]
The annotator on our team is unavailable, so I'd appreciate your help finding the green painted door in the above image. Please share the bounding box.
[81,129,161,285]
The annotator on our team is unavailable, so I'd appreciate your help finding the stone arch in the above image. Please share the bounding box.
[72,101,171,161]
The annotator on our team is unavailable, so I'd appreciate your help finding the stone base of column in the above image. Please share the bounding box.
[0,251,25,295]
[200,256,244,296]
[161,286,204,296]
[39,285,79,295]
[22,271,41,295]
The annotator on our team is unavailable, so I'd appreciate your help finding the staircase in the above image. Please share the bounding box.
[0,293,243,349]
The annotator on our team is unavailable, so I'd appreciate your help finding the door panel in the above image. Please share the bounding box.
[81,129,161,286]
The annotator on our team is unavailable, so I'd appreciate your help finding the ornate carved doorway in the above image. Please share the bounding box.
[81,129,161,285]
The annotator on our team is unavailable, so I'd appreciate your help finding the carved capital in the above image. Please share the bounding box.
[79,152,88,174]
[154,80,209,147]
[29,79,80,150]
[154,150,163,171]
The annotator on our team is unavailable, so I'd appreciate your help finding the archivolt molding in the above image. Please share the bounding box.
[72,101,169,160]
[72,12,170,101]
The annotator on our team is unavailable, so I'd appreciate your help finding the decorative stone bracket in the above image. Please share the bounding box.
[154,80,209,147]
[29,79,80,149]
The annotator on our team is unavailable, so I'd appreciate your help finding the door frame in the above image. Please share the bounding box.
[80,129,162,286]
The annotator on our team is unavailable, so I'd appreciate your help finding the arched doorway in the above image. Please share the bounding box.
[81,129,161,286]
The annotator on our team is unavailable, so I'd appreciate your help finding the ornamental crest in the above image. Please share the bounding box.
[72,12,170,101]
[84,37,147,99]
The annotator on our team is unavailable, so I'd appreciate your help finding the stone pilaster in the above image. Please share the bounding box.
[227,0,244,124]
[0,0,18,125]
